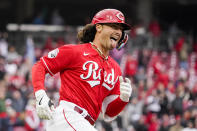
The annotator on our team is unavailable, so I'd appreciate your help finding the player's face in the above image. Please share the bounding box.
[98,23,123,50]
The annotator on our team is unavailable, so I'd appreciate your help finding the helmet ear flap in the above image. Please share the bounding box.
[116,32,128,50]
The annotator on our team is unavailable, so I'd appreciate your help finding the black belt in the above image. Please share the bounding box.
[74,106,95,125]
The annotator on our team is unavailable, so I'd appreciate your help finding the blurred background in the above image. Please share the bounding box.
[0,0,197,131]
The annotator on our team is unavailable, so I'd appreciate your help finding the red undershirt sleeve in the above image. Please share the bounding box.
[105,96,128,117]
[32,61,47,92]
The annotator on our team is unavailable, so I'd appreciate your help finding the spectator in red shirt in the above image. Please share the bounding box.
[174,37,184,53]
[124,55,138,77]
[149,19,161,37]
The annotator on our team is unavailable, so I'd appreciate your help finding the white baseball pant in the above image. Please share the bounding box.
[46,100,97,131]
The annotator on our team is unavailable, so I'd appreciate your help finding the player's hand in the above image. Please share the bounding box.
[119,76,132,102]
[35,89,54,120]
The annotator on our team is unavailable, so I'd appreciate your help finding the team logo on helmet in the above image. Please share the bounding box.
[48,48,59,58]
[116,12,124,21]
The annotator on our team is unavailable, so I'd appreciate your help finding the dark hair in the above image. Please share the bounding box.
[77,24,96,43]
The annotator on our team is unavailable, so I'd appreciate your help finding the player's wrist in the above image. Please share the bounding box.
[120,95,130,102]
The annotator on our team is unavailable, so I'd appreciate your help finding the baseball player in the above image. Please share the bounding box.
[32,8,132,131]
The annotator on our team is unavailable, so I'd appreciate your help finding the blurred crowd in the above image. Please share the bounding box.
[0,19,197,131]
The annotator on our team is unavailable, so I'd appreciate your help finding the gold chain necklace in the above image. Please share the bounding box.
[90,42,108,60]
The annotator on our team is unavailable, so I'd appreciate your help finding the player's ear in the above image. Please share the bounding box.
[95,24,103,32]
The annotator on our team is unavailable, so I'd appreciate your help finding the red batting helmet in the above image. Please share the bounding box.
[92,9,131,30]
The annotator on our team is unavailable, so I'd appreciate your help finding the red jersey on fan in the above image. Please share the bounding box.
[39,43,122,120]
[124,56,138,77]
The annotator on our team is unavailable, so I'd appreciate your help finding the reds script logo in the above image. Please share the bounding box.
[80,61,118,90]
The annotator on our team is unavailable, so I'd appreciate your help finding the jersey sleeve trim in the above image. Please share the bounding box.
[101,95,119,122]
[41,57,55,76]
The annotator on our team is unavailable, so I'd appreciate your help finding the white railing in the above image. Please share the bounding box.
[6,23,82,32]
